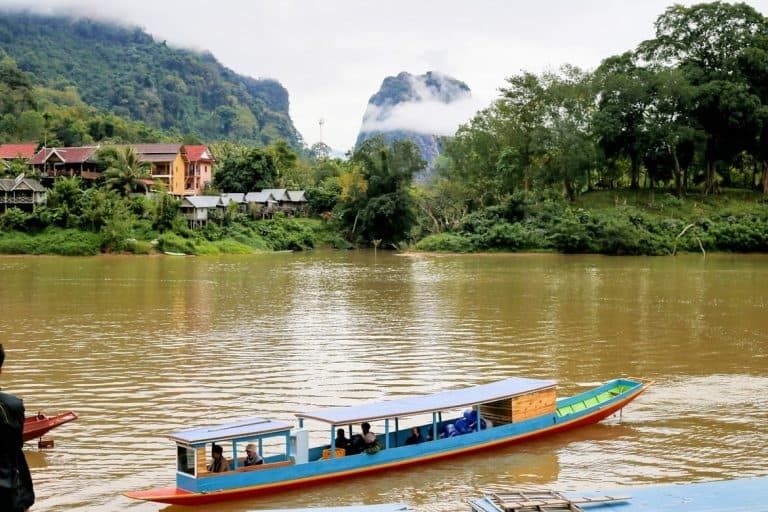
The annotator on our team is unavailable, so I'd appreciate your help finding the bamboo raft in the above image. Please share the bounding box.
[473,490,630,512]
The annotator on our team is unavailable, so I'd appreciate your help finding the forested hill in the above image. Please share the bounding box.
[0,11,302,146]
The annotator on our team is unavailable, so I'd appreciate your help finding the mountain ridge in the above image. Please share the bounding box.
[0,11,302,147]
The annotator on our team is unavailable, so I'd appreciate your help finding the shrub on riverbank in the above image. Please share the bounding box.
[415,189,768,255]
[0,228,102,256]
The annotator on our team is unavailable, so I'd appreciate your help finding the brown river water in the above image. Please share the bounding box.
[0,251,766,511]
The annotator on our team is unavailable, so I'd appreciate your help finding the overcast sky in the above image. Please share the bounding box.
[3,0,768,152]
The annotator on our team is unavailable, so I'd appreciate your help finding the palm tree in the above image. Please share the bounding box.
[103,146,152,196]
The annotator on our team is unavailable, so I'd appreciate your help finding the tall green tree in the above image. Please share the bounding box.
[592,53,654,189]
[495,72,551,195]
[536,67,597,201]
[643,68,700,196]
[341,136,424,246]
[638,1,768,193]
[213,146,278,192]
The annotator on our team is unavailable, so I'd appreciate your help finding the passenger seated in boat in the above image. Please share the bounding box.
[347,434,364,455]
[207,444,230,473]
[361,422,376,446]
[405,426,423,445]
[243,443,263,466]
[360,422,382,454]
[335,428,349,451]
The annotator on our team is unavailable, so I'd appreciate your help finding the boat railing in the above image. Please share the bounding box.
[199,459,293,478]
[232,460,293,473]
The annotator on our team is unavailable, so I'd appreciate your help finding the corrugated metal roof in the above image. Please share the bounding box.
[182,196,221,208]
[139,153,178,163]
[29,146,99,165]
[0,143,38,159]
[261,188,289,201]
[132,144,182,154]
[0,178,46,192]
[169,417,293,444]
[296,378,558,425]
[245,191,276,203]
[184,145,214,162]
[286,190,307,202]
[220,193,245,205]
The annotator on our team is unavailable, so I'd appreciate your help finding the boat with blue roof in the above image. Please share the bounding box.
[124,376,651,505]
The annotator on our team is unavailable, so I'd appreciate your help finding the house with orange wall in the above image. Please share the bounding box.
[27,143,215,196]
[131,144,185,194]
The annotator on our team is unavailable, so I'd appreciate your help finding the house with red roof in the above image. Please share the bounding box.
[182,145,215,196]
[0,143,38,170]
[28,146,101,181]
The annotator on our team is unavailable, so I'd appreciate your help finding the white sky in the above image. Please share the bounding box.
[3,0,768,152]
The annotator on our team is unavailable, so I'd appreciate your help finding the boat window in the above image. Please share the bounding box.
[177,445,196,475]
[259,435,289,462]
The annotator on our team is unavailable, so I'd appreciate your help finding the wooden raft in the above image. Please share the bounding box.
[485,490,630,511]
[480,387,557,425]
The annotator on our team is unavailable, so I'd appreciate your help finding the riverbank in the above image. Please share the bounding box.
[1,189,766,256]
[415,189,768,255]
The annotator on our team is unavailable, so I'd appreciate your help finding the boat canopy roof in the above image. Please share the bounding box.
[296,377,557,425]
[169,417,293,445]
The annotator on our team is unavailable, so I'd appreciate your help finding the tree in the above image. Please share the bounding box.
[101,146,152,196]
[638,1,768,193]
[592,53,654,189]
[495,72,551,195]
[341,136,424,246]
[638,2,766,82]
[643,68,700,196]
[39,176,84,228]
[527,66,597,201]
[213,146,278,192]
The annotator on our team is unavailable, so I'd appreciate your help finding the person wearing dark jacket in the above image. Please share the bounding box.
[0,343,35,512]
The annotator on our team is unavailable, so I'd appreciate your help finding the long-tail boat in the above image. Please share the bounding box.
[125,376,651,506]
[23,411,78,442]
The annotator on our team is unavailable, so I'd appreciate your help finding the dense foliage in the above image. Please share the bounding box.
[440,1,768,202]
[0,12,300,146]
[3,3,768,257]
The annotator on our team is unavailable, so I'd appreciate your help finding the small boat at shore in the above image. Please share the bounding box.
[23,411,78,442]
[125,376,651,506]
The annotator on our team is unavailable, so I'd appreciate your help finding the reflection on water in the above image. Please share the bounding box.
[0,252,767,511]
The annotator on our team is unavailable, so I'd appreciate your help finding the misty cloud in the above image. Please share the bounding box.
[359,72,485,137]
[359,96,485,137]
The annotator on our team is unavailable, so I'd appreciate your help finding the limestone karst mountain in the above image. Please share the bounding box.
[356,71,473,182]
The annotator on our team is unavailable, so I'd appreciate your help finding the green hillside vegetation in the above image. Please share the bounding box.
[0,11,300,146]
[0,47,167,146]
[2,2,768,257]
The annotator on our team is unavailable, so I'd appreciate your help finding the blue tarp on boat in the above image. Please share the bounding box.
[169,417,293,444]
[296,377,557,424]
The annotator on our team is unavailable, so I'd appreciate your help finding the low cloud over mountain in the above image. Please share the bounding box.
[356,71,483,181]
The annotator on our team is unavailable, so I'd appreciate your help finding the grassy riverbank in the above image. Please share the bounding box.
[414,189,768,255]
[1,190,766,256]
[0,216,346,256]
